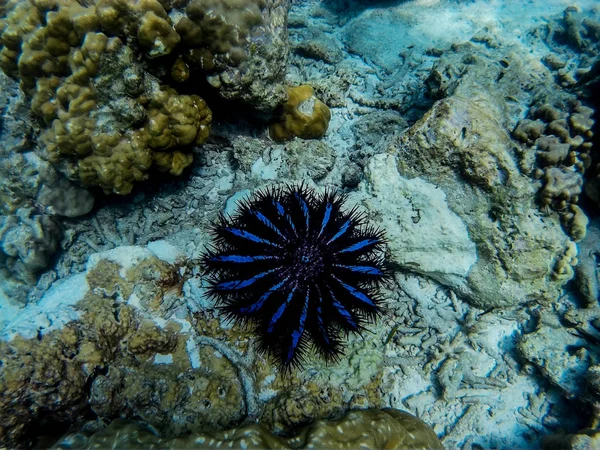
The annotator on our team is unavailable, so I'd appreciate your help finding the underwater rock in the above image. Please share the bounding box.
[385,44,578,308]
[517,310,592,400]
[357,153,477,287]
[51,409,444,449]
[284,139,336,180]
[232,134,336,182]
[350,110,408,166]
[0,207,62,285]
[341,8,408,74]
[541,428,600,450]
[574,218,600,306]
[341,162,363,188]
[36,175,94,218]
[517,298,600,423]
[294,33,344,64]
[0,70,93,299]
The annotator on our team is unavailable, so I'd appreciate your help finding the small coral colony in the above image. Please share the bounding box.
[202,185,389,368]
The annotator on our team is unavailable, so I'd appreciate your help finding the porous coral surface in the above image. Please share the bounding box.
[0,0,289,194]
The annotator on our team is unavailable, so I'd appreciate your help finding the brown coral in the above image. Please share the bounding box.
[513,100,595,241]
[50,409,444,449]
[0,0,212,195]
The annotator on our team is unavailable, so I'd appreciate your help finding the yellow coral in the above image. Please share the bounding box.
[144,87,212,149]
[269,85,331,142]
[0,0,212,195]
[77,131,153,195]
[96,0,179,58]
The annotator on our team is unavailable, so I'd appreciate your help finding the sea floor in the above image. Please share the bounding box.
[1,0,599,448]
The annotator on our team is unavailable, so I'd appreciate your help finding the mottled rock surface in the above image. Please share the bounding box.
[389,47,577,308]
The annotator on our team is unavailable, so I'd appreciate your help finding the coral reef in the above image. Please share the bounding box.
[0,0,212,194]
[269,85,331,141]
[0,65,95,301]
[0,207,62,285]
[512,100,594,242]
[175,0,290,115]
[535,6,600,87]
[523,6,600,218]
[51,409,444,449]
[0,0,291,194]
[3,2,600,450]
[0,244,244,447]
[0,325,89,449]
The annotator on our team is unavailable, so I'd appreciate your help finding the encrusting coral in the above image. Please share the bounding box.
[0,248,246,448]
[51,409,445,449]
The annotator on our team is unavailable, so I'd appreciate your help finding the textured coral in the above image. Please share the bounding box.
[513,99,594,215]
[0,0,292,194]
[0,207,62,284]
[0,0,211,194]
[175,0,267,68]
[515,7,599,238]
[269,85,331,142]
[51,409,444,449]
[0,327,88,449]
[513,100,594,242]
[95,0,180,58]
